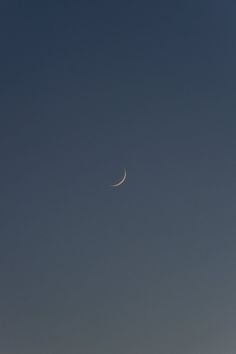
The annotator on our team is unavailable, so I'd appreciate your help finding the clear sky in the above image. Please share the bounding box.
[1,1,236,353]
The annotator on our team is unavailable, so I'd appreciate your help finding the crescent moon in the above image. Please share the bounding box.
[111,168,127,187]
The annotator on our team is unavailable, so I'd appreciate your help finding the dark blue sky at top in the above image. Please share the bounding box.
[1,1,236,353]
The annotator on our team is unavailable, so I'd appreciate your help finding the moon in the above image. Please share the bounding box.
[111,168,127,188]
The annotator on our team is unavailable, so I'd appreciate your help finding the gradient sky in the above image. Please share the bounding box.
[1,1,236,353]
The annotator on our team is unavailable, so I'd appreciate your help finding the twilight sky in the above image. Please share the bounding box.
[1,1,236,353]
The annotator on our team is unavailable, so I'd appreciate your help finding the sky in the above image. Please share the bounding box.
[1,1,236,353]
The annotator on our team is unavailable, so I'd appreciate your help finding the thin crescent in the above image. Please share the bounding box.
[111,169,127,187]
